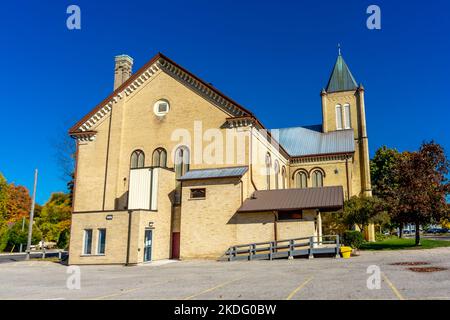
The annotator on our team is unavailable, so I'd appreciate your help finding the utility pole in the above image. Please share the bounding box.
[19,217,25,252]
[25,169,38,260]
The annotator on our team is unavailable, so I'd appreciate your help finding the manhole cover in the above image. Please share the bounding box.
[408,267,447,273]
[390,261,430,266]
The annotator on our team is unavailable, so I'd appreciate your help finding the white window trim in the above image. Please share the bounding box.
[343,104,351,129]
[97,228,106,255]
[335,104,343,130]
[153,99,170,116]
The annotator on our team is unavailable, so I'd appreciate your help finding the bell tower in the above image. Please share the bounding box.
[320,50,372,197]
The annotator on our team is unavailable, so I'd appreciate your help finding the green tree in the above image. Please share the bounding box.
[393,142,450,245]
[343,195,385,234]
[6,221,42,251]
[36,193,71,243]
[370,147,410,236]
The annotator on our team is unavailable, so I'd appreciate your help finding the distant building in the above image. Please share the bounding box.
[68,51,374,265]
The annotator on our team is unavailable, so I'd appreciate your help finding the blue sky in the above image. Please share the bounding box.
[1,0,449,204]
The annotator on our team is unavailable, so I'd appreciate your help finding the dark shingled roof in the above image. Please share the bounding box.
[178,166,248,181]
[238,186,344,212]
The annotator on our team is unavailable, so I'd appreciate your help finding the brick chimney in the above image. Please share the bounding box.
[114,54,133,90]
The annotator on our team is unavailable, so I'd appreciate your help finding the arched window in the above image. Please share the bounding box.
[274,160,280,190]
[174,146,190,204]
[295,171,308,189]
[343,104,351,129]
[312,170,324,188]
[152,148,167,167]
[265,153,272,190]
[335,104,343,130]
[130,150,145,169]
[281,166,286,189]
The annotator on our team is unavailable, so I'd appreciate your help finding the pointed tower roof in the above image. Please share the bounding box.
[325,52,358,93]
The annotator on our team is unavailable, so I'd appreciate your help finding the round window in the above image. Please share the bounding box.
[153,100,170,116]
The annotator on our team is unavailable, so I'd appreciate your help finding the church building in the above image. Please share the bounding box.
[68,51,374,265]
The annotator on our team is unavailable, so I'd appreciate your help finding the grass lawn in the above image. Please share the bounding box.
[360,237,450,250]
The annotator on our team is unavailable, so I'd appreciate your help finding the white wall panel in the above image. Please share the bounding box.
[151,168,159,210]
[128,168,152,210]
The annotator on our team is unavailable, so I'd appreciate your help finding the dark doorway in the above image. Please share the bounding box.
[144,229,153,262]
[171,232,180,259]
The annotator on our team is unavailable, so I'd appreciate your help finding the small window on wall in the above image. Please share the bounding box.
[190,188,206,199]
[130,150,145,169]
[335,104,343,130]
[312,170,324,188]
[278,211,303,221]
[97,229,106,255]
[343,104,351,129]
[83,229,93,255]
[152,148,167,167]
[281,166,286,189]
[274,160,280,190]
[154,99,170,116]
[295,171,308,189]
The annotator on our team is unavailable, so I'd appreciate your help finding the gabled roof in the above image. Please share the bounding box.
[326,54,358,93]
[178,166,248,181]
[69,53,254,134]
[238,186,344,213]
[274,126,355,157]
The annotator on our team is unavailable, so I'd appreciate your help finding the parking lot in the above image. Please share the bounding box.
[0,247,449,300]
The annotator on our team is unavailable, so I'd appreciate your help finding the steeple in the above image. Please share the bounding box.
[325,51,358,93]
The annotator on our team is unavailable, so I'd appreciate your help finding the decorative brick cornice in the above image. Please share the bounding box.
[70,130,97,141]
[290,153,353,164]
[70,53,253,135]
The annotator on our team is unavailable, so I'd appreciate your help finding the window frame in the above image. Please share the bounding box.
[274,160,280,190]
[295,171,308,189]
[343,104,351,129]
[153,99,170,117]
[83,229,93,255]
[152,148,167,168]
[265,153,272,190]
[130,150,145,169]
[312,170,324,188]
[97,228,106,255]
[335,104,343,130]
[190,188,206,199]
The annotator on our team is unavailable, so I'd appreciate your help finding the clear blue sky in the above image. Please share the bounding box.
[1,0,449,204]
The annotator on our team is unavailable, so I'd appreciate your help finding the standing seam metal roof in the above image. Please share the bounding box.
[273,126,355,157]
[326,54,358,93]
[178,166,248,181]
[238,186,344,212]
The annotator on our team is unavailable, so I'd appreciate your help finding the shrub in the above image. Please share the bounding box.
[57,229,70,249]
[0,225,9,252]
[342,230,364,249]
[6,221,42,251]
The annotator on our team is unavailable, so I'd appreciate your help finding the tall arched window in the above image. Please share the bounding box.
[281,166,286,189]
[174,146,190,204]
[130,150,145,169]
[335,104,343,130]
[312,170,324,188]
[152,148,167,167]
[295,171,308,189]
[265,153,272,190]
[343,104,351,129]
[274,160,280,190]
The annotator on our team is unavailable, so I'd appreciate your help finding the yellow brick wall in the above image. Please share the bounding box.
[69,168,174,265]
[179,177,241,259]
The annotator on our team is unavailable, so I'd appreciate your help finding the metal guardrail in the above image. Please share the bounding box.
[225,235,340,261]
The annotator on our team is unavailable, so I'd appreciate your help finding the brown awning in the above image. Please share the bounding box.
[237,186,344,213]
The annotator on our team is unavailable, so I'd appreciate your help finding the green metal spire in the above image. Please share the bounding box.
[325,52,358,93]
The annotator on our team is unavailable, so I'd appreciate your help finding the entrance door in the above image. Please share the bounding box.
[144,229,153,262]
[171,232,180,259]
